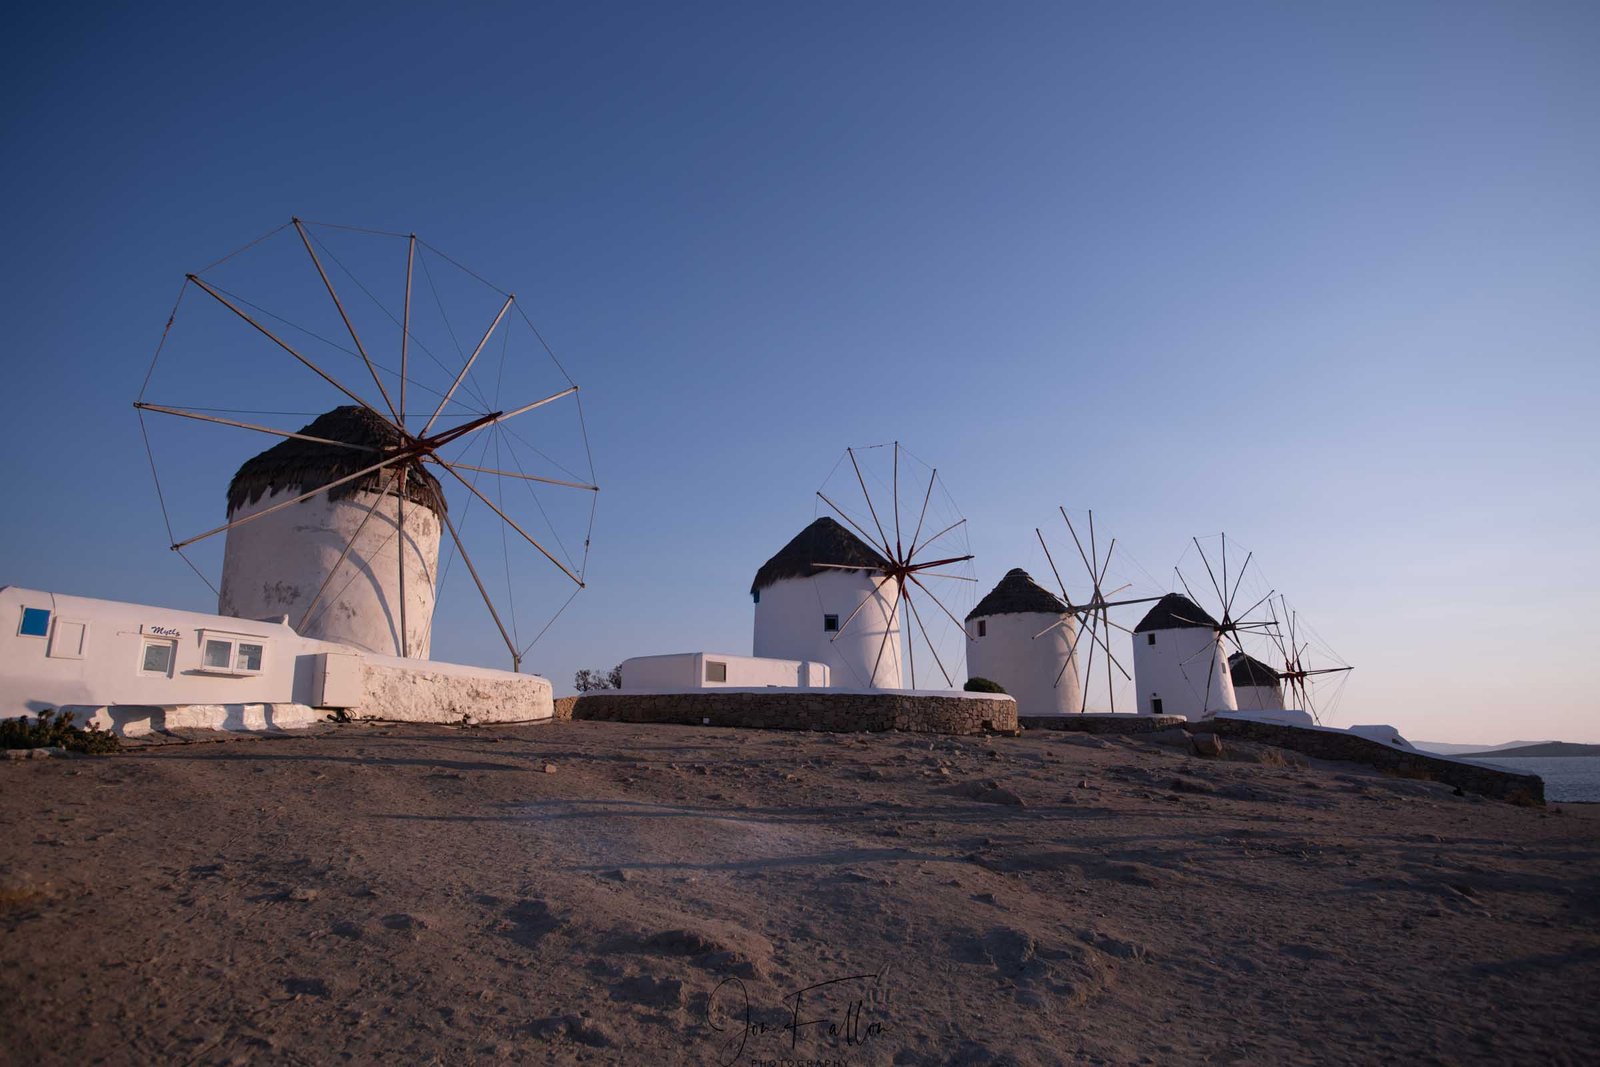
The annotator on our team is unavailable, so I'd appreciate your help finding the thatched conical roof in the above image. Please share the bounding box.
[751,517,888,593]
[966,568,1068,621]
[1133,593,1217,633]
[227,406,446,517]
[1229,651,1282,688]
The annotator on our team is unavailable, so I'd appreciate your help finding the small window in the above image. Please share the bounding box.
[1151,696,1164,715]
[196,633,266,675]
[752,590,760,604]
[48,620,87,660]
[977,620,987,638]
[1146,633,1156,646]
[18,607,50,637]
[141,640,175,676]
[823,614,839,633]
[705,660,727,683]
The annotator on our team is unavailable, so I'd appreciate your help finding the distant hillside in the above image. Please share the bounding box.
[1414,740,1547,756]
[1459,742,1600,759]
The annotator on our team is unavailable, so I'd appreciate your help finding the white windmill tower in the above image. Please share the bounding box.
[218,406,445,657]
[1228,651,1285,712]
[752,517,903,689]
[1131,534,1278,720]
[136,218,598,672]
[965,568,1080,715]
[753,443,977,691]
[1131,594,1235,719]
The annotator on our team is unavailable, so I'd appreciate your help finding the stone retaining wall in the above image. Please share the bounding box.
[1205,718,1545,805]
[1020,714,1188,735]
[563,691,1016,735]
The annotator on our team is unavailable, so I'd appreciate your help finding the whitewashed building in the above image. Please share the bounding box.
[0,585,552,734]
[965,568,1081,715]
[219,406,440,659]
[618,652,829,692]
[1131,593,1237,720]
[1229,651,1285,712]
[751,517,902,690]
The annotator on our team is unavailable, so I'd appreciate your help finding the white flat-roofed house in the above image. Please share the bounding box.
[617,652,829,692]
[0,585,552,734]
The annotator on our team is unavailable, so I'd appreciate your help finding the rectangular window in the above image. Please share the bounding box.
[47,620,87,660]
[823,614,839,633]
[705,660,727,683]
[1147,633,1156,646]
[141,641,175,676]
[1151,696,1164,715]
[18,607,50,637]
[977,620,987,638]
[196,633,266,675]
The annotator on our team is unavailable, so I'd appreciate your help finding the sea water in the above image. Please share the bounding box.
[1465,757,1600,803]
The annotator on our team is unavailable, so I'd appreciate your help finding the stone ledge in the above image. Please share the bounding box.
[565,690,1016,735]
[1205,718,1545,806]
[1020,714,1189,735]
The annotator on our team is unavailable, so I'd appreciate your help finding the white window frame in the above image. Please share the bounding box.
[140,638,177,677]
[193,630,267,676]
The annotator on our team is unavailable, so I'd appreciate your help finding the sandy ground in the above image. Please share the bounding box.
[2,720,1598,1067]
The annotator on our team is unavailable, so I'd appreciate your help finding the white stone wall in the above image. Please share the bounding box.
[74,702,322,737]
[350,655,552,723]
[753,570,903,690]
[218,485,440,659]
[1130,626,1237,721]
[966,610,1081,715]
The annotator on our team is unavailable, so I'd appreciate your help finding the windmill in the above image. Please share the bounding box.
[810,442,977,690]
[1262,595,1354,724]
[135,219,598,673]
[1167,533,1280,716]
[1031,508,1165,713]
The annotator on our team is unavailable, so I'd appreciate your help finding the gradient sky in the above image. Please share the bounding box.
[2,2,1596,743]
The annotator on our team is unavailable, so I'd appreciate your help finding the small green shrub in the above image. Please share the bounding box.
[0,709,120,754]
[964,676,1007,694]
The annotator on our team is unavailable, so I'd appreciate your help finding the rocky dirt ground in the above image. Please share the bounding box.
[2,720,1598,1066]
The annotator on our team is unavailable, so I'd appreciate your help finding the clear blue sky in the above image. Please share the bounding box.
[3,2,1596,743]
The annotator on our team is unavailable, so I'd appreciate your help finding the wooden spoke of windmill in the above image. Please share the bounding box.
[1173,533,1281,712]
[814,443,974,689]
[1032,507,1164,713]
[1265,595,1353,723]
